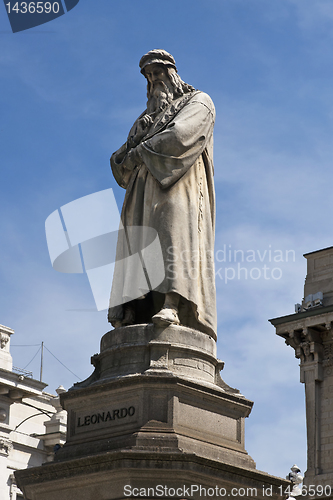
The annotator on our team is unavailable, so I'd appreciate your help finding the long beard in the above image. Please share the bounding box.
[147,81,174,115]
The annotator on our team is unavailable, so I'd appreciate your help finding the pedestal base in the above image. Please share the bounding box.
[16,449,289,500]
[56,372,255,469]
[15,324,289,499]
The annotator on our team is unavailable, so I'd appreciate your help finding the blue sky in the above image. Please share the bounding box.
[2,0,333,480]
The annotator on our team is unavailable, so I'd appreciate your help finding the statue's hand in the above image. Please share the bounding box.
[125,147,142,171]
[129,114,153,147]
[140,114,153,129]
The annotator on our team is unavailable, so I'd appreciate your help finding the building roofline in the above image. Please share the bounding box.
[269,303,333,326]
[303,246,333,257]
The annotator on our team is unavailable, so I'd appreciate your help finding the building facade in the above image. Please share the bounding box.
[271,247,333,498]
[0,324,66,500]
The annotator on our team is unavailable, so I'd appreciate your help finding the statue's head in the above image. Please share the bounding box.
[139,50,195,113]
[139,49,177,76]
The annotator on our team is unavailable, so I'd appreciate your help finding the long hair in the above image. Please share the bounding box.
[166,68,195,96]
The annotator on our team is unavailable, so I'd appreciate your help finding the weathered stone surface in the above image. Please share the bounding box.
[16,449,289,500]
[40,323,252,468]
[90,323,222,386]
[58,376,253,467]
[304,247,333,308]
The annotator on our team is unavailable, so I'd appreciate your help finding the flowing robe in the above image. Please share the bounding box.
[109,91,217,339]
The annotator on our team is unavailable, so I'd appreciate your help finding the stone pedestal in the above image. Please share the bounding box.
[16,324,289,499]
[15,450,289,500]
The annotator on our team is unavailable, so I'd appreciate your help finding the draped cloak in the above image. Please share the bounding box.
[109,91,217,340]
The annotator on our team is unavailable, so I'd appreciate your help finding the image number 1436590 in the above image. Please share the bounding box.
[5,2,60,13]
[3,0,80,32]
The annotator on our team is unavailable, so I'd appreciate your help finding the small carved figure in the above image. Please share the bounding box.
[108,50,216,339]
[286,465,303,498]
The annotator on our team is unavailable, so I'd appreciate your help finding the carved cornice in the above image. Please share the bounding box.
[284,327,324,365]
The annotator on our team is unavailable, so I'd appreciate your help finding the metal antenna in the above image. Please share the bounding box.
[40,341,44,382]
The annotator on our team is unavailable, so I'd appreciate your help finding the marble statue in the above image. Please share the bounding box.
[108,49,217,339]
